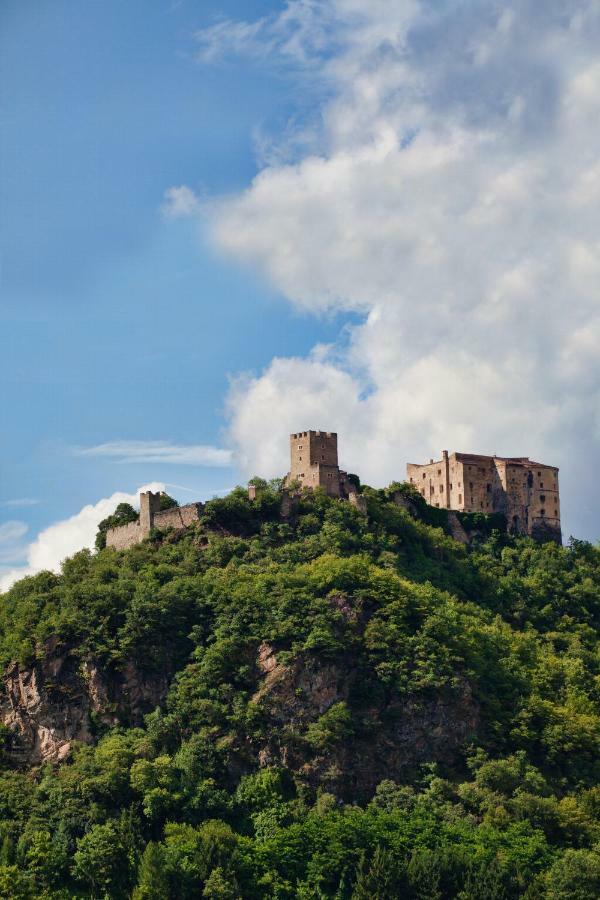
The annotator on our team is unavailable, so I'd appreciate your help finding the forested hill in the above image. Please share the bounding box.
[0,482,599,899]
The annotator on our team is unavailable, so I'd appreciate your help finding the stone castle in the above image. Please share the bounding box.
[105,431,561,549]
[407,451,561,542]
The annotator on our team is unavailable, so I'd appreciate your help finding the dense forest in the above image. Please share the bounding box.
[0,481,598,898]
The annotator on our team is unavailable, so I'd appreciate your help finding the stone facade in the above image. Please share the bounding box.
[285,430,357,500]
[106,491,203,551]
[407,452,561,541]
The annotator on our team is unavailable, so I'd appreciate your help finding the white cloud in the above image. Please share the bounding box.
[76,440,233,467]
[195,0,600,539]
[0,498,39,509]
[0,483,164,593]
[162,185,201,218]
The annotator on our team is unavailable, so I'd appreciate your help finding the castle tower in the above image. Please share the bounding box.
[139,490,162,535]
[287,430,343,497]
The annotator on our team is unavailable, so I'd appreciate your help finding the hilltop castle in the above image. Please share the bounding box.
[407,451,561,542]
[105,431,561,550]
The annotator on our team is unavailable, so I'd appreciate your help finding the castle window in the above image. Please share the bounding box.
[537,471,541,476]
[486,483,491,492]
[321,455,325,460]
[299,456,302,461]
[439,484,444,493]
[540,495,545,503]
[410,477,413,483]
[469,482,473,489]
[450,483,453,490]
[435,502,440,507]
[540,508,546,516]
[423,473,426,479]
[438,469,441,476]
[540,482,544,489]
[298,445,303,449]
[554,508,558,516]
[458,494,462,504]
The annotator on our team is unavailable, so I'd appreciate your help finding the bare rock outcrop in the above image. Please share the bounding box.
[0,638,169,765]
[252,642,479,800]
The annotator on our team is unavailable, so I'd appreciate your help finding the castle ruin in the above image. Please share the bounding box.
[407,452,561,542]
[105,491,203,550]
[104,433,561,550]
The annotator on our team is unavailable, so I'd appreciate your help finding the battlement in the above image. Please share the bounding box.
[291,430,337,439]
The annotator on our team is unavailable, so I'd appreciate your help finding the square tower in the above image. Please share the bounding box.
[287,430,342,496]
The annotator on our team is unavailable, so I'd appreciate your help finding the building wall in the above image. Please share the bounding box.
[407,452,561,540]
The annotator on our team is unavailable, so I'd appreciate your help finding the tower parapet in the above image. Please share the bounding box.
[285,430,358,501]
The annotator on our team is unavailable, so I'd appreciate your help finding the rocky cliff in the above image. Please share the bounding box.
[0,638,169,765]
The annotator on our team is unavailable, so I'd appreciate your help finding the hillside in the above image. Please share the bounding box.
[0,482,598,898]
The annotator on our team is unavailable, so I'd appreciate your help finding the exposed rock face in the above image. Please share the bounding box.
[0,639,169,765]
[253,642,479,800]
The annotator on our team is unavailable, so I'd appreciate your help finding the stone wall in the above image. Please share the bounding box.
[152,503,203,531]
[407,451,561,542]
[106,496,204,551]
[106,520,143,551]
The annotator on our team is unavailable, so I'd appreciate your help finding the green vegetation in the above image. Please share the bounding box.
[0,482,598,897]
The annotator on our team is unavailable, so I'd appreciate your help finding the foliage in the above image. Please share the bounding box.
[0,485,598,896]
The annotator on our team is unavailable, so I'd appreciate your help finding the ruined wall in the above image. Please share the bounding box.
[152,503,203,531]
[106,521,143,551]
[106,497,204,551]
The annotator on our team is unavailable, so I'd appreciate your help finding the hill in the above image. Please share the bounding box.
[0,482,598,898]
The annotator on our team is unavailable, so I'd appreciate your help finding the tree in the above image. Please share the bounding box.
[545,849,600,899]
[133,842,170,900]
[72,822,133,898]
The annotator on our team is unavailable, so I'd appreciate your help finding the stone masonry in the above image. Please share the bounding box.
[103,434,562,550]
[106,491,203,551]
[284,430,358,499]
[407,451,561,542]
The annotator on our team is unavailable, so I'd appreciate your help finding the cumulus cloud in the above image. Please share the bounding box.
[195,0,600,539]
[76,440,233,467]
[0,483,164,593]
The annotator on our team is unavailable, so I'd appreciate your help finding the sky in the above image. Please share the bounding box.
[1,0,599,588]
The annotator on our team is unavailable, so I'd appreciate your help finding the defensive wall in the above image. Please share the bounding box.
[106,491,203,551]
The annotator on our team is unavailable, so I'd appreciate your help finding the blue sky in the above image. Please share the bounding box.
[2,0,600,585]
[1,0,347,579]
